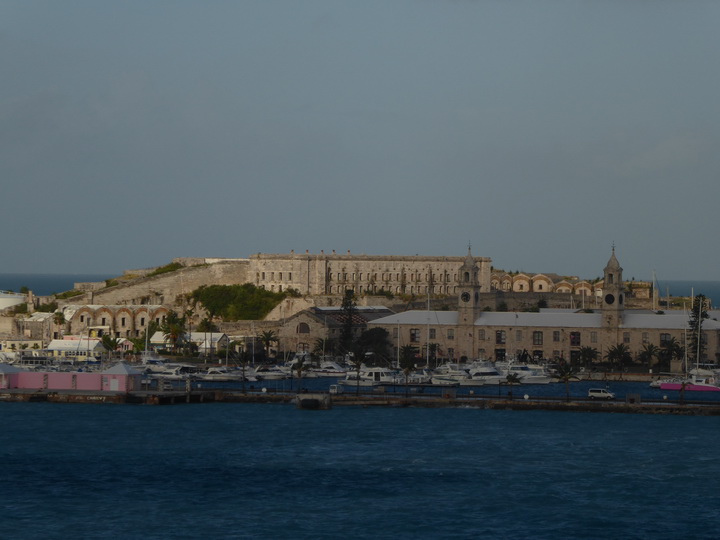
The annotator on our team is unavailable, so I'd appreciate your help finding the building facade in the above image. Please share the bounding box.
[250,250,493,296]
[368,250,720,368]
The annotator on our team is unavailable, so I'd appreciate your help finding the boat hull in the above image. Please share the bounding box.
[659,382,720,392]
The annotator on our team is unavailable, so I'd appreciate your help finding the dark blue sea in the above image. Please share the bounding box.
[2,399,720,540]
[0,273,114,296]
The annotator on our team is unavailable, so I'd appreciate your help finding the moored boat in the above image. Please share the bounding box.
[659,375,720,392]
[339,367,397,387]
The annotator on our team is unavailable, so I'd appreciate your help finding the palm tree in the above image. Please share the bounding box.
[503,372,522,399]
[605,343,631,372]
[637,343,661,370]
[349,342,368,395]
[553,361,581,402]
[660,337,684,373]
[399,344,418,397]
[293,353,311,392]
[313,337,336,358]
[184,308,195,336]
[259,330,278,359]
[101,335,121,360]
[53,311,66,338]
[577,346,598,369]
[162,321,186,354]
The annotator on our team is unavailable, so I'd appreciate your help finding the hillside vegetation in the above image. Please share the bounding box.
[189,284,299,321]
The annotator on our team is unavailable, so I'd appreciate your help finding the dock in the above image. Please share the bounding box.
[2,387,720,415]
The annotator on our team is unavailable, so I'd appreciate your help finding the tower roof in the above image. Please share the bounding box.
[604,247,622,273]
[460,246,476,271]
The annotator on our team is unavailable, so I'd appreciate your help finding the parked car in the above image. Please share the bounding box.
[588,388,615,400]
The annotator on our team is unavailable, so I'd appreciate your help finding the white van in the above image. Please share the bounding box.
[588,388,615,400]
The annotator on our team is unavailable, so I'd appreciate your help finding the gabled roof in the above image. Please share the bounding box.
[47,339,104,351]
[370,311,458,326]
[102,362,142,375]
[0,363,25,374]
[370,308,720,331]
[306,306,395,327]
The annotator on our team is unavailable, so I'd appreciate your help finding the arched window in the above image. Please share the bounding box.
[297,323,310,334]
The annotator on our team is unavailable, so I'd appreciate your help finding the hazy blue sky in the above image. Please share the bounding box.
[2,1,719,281]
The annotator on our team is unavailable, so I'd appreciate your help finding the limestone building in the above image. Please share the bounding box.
[367,249,720,367]
[250,250,492,296]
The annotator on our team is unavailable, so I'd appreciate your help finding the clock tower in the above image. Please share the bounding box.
[457,247,482,360]
[602,247,624,330]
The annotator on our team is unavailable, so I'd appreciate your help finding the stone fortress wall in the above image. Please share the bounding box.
[60,260,251,309]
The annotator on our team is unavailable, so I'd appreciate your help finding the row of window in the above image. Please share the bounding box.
[387,327,691,348]
[259,272,293,281]
[78,315,164,327]
[329,272,455,283]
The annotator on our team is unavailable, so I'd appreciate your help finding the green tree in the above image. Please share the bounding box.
[348,340,369,395]
[339,289,357,354]
[427,343,439,369]
[160,310,187,353]
[259,330,278,358]
[313,337,337,358]
[637,343,661,369]
[688,294,709,365]
[356,327,392,366]
[196,318,219,333]
[605,343,631,371]
[399,344,419,395]
[101,335,121,359]
[577,346,598,369]
[553,360,581,402]
[660,337,683,372]
[293,353,311,392]
[53,311,66,337]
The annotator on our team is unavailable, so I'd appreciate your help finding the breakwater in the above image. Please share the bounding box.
[2,387,720,415]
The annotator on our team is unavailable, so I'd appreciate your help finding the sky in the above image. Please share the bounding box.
[2,1,719,281]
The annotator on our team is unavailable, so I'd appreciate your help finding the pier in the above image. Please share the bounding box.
[2,386,720,415]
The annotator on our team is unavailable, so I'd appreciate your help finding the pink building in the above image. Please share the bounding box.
[0,362,142,392]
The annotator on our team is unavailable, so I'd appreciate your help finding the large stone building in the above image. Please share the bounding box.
[367,249,720,368]
[249,250,493,296]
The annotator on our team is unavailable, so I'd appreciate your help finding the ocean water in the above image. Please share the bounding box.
[0,273,114,296]
[2,402,719,540]
[657,280,720,307]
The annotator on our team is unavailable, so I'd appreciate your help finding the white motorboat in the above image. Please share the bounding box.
[307,361,349,378]
[431,362,470,385]
[496,362,554,384]
[254,365,289,380]
[465,363,506,385]
[151,365,197,381]
[339,367,398,387]
[196,366,247,382]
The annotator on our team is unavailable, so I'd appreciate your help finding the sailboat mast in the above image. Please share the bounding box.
[426,289,430,368]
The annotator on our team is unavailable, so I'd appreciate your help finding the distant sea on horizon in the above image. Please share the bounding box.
[2,273,720,306]
[0,273,115,296]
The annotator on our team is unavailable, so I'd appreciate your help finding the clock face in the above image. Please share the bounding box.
[461,292,471,303]
[605,293,615,305]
